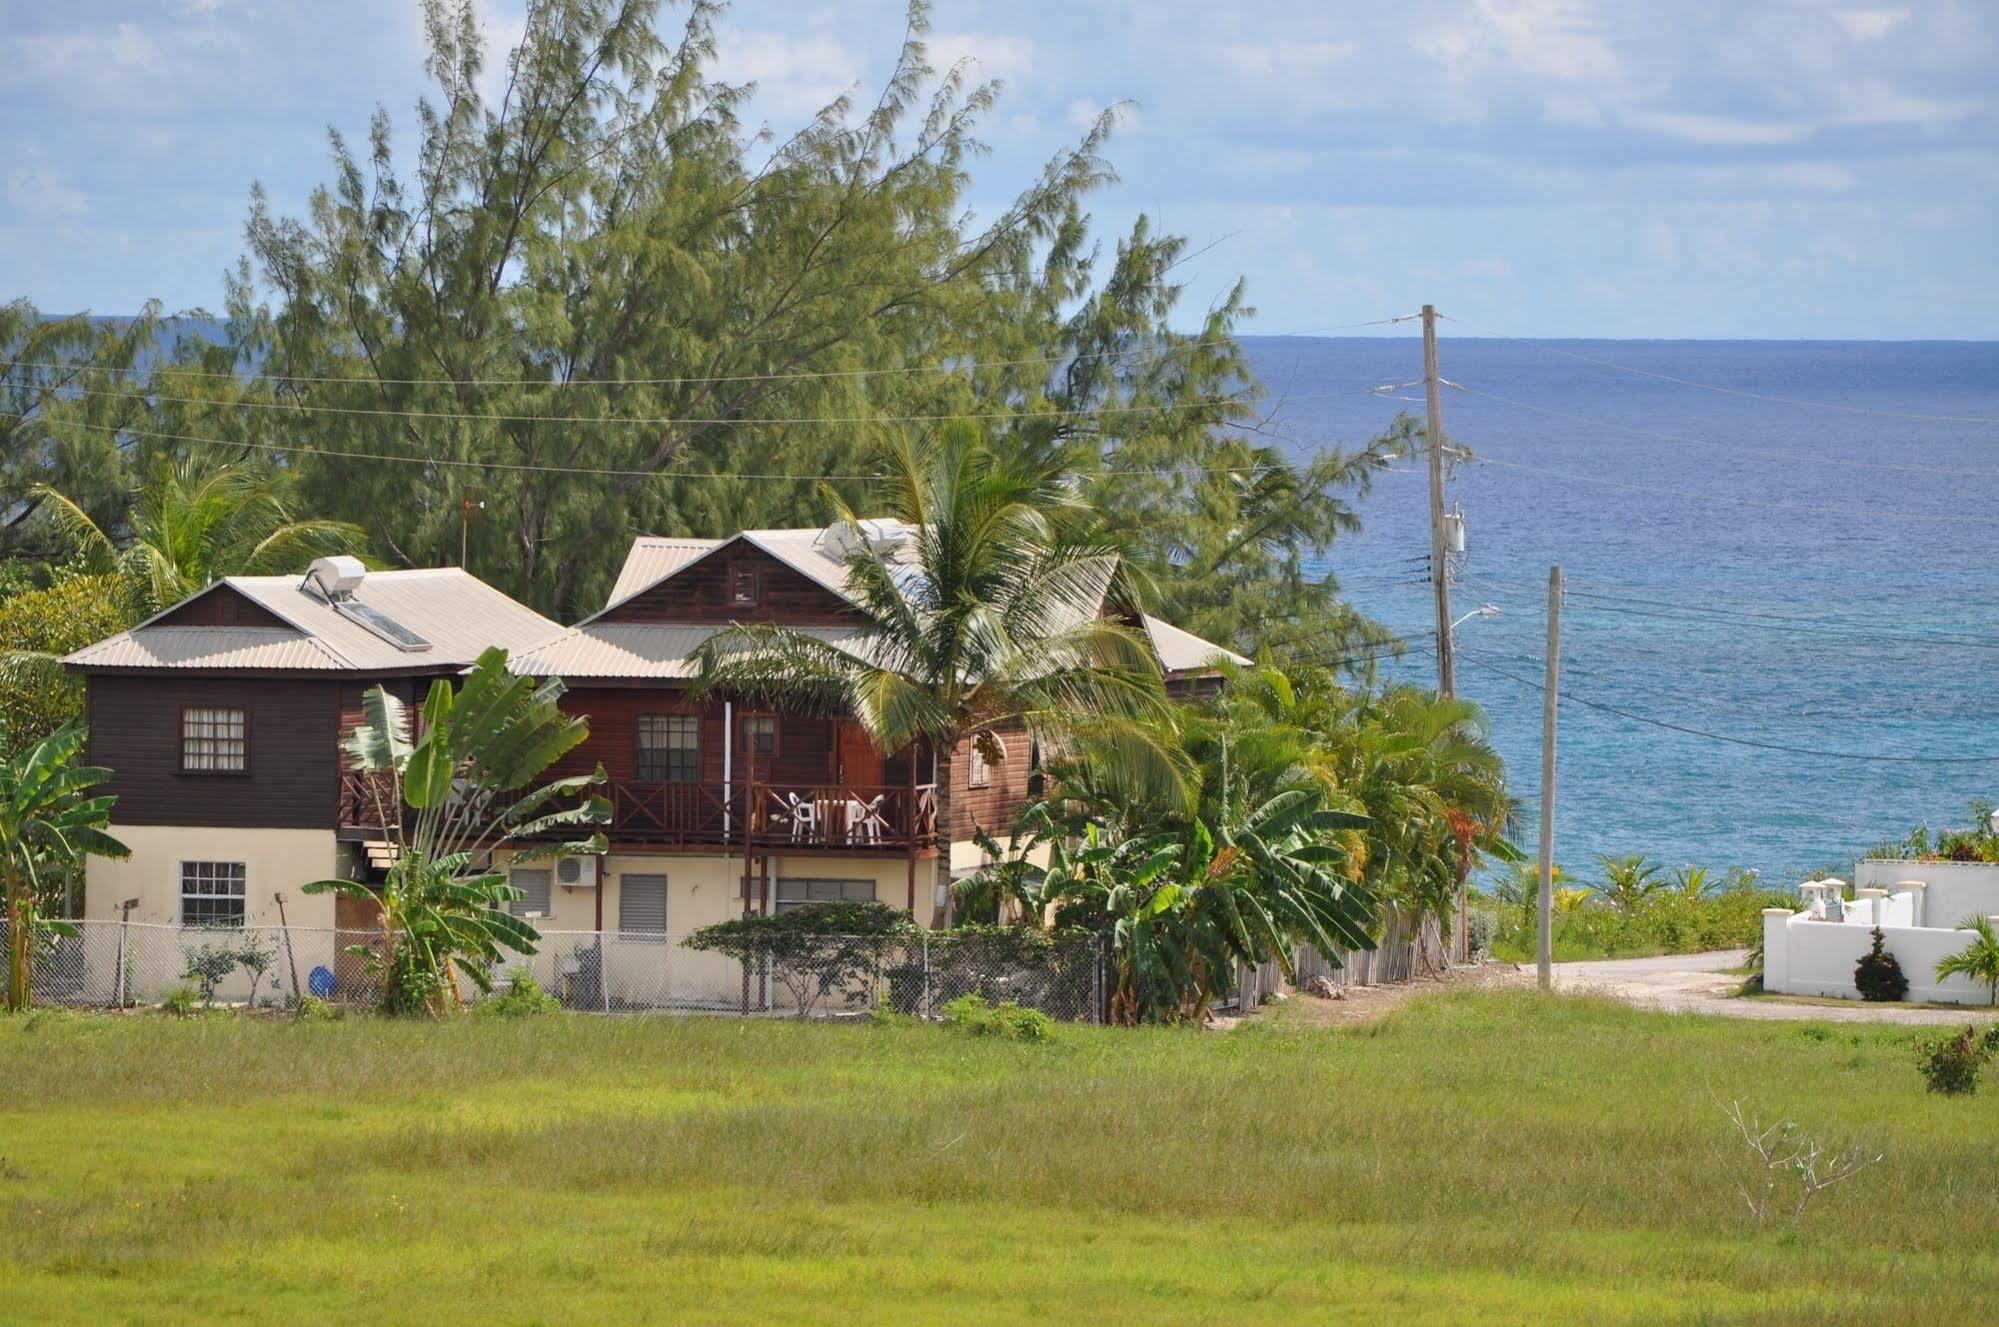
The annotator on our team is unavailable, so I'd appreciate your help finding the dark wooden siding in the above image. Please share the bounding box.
[152,586,294,629]
[553,688,922,793]
[552,688,885,787]
[87,674,343,828]
[600,542,859,625]
[947,721,1036,840]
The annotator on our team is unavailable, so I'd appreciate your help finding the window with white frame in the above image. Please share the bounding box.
[775,878,876,912]
[180,861,246,926]
[181,706,247,772]
[635,714,699,782]
[619,873,668,939]
[509,868,552,918]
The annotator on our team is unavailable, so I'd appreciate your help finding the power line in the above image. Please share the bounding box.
[1453,383,1999,479]
[1457,649,1999,763]
[1473,454,1999,525]
[0,315,1417,391]
[1456,570,1999,653]
[0,413,1327,482]
[1564,588,1999,648]
[1446,325,1999,427]
[14,378,1407,429]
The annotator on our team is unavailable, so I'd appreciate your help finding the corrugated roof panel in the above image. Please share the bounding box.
[65,567,563,674]
[1141,613,1248,673]
[603,537,723,610]
[509,622,874,679]
[63,627,350,671]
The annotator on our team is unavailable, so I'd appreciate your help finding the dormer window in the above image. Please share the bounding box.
[731,566,758,607]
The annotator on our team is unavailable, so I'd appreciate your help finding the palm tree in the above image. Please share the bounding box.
[1666,865,1712,900]
[1596,854,1664,914]
[695,426,1189,881]
[303,649,607,1013]
[1316,685,1512,967]
[34,455,367,618]
[0,718,129,1011]
[1935,916,1999,1006]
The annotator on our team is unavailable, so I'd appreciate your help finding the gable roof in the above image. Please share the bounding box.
[591,529,863,624]
[510,622,875,680]
[1139,613,1250,673]
[65,568,561,673]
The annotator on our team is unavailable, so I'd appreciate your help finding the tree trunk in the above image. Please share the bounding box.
[930,738,956,923]
[5,868,28,1014]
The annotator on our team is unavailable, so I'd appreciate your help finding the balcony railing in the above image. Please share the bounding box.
[341,772,938,852]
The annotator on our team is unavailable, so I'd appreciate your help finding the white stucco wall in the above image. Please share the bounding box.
[1855,859,1999,927]
[85,825,342,928]
[1763,907,1996,1004]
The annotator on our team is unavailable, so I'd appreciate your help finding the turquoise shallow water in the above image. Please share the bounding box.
[1243,336,1999,882]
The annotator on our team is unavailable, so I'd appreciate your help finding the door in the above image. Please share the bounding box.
[835,723,883,788]
[333,891,385,998]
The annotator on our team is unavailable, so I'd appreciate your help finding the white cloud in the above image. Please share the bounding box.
[1643,220,1679,263]
[926,32,1036,83]
[1460,256,1514,280]
[710,30,864,125]
[1067,98,1138,134]
[5,157,87,220]
[1624,111,1812,145]
[1834,9,1910,42]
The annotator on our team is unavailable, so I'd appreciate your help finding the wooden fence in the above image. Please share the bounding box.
[1221,907,1450,1011]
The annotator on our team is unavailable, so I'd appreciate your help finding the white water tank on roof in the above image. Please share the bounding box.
[302,555,366,602]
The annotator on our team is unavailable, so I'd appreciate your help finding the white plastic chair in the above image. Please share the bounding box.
[786,793,817,843]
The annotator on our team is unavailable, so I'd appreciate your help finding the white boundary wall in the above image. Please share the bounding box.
[1763,900,1994,1005]
[1854,859,1999,928]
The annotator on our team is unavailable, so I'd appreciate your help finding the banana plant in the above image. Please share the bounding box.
[304,648,608,1013]
[0,719,128,1012]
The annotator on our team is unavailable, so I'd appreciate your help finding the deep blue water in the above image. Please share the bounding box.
[1240,336,1999,882]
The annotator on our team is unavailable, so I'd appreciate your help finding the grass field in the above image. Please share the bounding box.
[3,992,1997,1325]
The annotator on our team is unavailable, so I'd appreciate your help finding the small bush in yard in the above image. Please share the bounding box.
[1853,928,1909,1003]
[479,972,560,1018]
[942,994,1052,1042]
[1915,1025,1999,1095]
[158,983,202,1019]
[296,995,346,1022]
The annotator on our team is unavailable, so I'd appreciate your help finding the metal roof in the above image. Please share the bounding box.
[65,567,561,673]
[591,526,1244,680]
[509,622,873,679]
[1139,614,1249,674]
[603,537,723,609]
[63,626,353,671]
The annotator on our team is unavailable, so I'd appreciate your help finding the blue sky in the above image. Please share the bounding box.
[2,0,1994,339]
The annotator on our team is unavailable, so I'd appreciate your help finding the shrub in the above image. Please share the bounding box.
[941,993,1053,1042]
[158,983,202,1019]
[684,901,915,1019]
[1465,908,1495,962]
[180,941,240,1005]
[479,972,561,1018]
[1914,1025,1998,1096]
[1852,928,1909,1003]
[296,995,346,1022]
[374,946,444,1017]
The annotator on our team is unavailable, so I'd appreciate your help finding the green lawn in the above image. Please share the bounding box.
[3,992,1996,1325]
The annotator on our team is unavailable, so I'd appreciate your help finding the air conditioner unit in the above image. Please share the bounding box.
[556,856,599,889]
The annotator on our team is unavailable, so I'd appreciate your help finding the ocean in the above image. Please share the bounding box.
[1240,336,1999,882]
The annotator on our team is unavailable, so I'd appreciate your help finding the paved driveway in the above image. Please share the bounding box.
[1550,950,1999,1024]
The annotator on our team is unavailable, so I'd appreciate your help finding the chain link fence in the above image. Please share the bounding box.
[3,920,1107,1023]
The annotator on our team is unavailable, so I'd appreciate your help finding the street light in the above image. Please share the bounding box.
[1451,604,1500,632]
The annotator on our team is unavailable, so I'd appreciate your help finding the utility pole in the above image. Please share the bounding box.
[1537,565,1563,991]
[1422,305,1455,698]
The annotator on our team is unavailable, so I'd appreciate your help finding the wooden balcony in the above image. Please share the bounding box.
[340,772,938,853]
